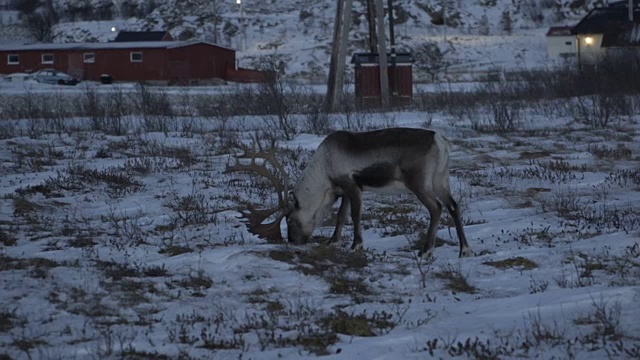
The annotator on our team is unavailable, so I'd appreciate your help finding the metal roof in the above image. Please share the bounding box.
[572,2,640,34]
[113,31,171,42]
[351,52,413,65]
[0,40,236,52]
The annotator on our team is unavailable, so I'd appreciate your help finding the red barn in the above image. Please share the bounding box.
[0,40,244,85]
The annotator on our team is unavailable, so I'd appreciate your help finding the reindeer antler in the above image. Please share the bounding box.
[225,141,289,242]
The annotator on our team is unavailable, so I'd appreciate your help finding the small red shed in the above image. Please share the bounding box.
[0,40,238,85]
[351,52,414,109]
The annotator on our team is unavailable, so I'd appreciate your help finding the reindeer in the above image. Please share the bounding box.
[226,128,472,258]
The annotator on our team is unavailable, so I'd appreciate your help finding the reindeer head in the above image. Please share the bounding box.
[284,191,312,244]
[285,188,333,244]
[225,142,296,243]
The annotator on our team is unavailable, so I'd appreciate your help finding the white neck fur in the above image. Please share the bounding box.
[293,148,335,227]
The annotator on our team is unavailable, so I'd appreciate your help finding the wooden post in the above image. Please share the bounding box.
[325,0,345,112]
[327,0,387,110]
[388,0,397,97]
[577,35,582,72]
[375,0,389,109]
[334,0,353,110]
[366,0,377,53]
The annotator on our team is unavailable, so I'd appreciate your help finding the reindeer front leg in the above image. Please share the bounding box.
[331,177,363,250]
[329,196,350,243]
[344,184,363,250]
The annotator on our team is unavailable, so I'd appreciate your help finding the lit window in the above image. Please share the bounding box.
[7,54,19,65]
[41,53,54,64]
[130,52,143,62]
[83,53,95,63]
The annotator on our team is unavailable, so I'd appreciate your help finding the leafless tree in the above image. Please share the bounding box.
[23,8,57,42]
[413,41,449,82]
[199,0,223,43]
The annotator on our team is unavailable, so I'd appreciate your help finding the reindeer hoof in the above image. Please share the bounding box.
[459,247,473,258]
[351,242,363,251]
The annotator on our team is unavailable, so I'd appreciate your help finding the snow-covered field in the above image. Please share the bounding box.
[0,84,638,358]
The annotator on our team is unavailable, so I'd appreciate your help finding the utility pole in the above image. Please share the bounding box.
[375,0,389,109]
[335,0,353,108]
[236,0,245,50]
[388,0,397,97]
[326,0,345,112]
[366,0,377,53]
[326,0,353,112]
[326,0,388,110]
[443,1,447,42]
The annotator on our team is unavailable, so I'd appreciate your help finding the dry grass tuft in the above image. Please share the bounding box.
[12,197,45,217]
[519,150,551,160]
[484,256,538,270]
[321,309,395,337]
[0,310,18,333]
[269,244,368,275]
[434,266,477,294]
[0,228,17,246]
[0,256,59,272]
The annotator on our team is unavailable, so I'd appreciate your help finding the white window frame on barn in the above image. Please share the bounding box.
[41,53,54,64]
[130,52,143,62]
[7,54,19,65]
[83,53,95,63]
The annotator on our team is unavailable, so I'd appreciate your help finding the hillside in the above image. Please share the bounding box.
[3,0,606,81]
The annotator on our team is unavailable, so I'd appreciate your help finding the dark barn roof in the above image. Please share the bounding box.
[572,1,640,47]
[351,52,413,65]
[546,26,573,36]
[572,1,640,34]
[113,31,172,42]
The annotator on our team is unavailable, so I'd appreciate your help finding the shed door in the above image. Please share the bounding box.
[169,61,189,84]
[67,54,83,80]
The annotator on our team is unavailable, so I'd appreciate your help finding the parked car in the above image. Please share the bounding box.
[3,72,33,83]
[31,69,79,85]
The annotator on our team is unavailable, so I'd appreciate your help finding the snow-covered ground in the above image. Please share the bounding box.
[0,1,637,358]
[0,87,638,358]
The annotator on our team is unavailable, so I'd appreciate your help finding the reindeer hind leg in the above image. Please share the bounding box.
[405,175,443,258]
[348,188,363,250]
[442,194,472,258]
[416,193,442,259]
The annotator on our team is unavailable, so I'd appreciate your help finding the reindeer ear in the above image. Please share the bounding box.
[287,191,298,210]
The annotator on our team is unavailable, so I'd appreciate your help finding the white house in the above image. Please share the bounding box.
[572,0,640,64]
[545,26,576,60]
